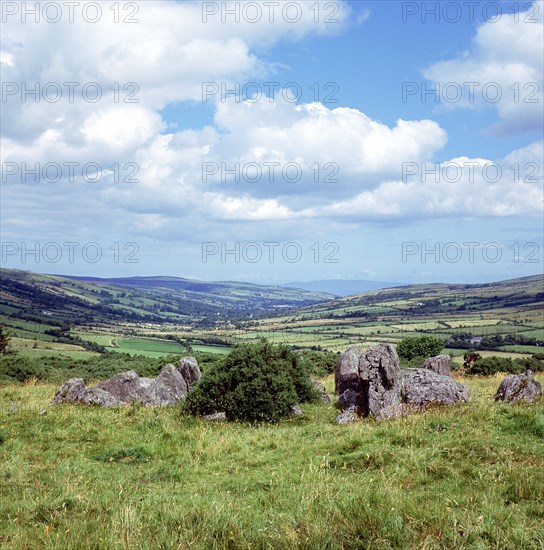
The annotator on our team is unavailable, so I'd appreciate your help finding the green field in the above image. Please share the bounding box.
[1,374,543,549]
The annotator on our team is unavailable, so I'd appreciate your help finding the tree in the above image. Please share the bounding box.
[396,335,444,361]
[0,325,12,355]
[185,338,319,422]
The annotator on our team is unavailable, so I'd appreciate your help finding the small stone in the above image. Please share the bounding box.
[202,412,227,422]
[495,370,542,403]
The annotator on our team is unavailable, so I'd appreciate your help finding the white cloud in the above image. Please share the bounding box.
[423,1,543,134]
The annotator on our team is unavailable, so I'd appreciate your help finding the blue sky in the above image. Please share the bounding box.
[1,0,542,284]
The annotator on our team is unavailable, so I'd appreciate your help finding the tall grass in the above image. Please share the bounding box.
[1,374,543,549]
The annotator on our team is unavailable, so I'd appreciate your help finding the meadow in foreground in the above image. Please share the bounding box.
[1,374,543,549]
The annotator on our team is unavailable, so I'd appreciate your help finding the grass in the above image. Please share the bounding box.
[0,374,543,549]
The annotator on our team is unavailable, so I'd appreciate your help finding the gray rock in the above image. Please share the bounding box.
[311,379,331,404]
[422,355,452,377]
[51,378,88,404]
[97,370,146,403]
[336,406,357,424]
[358,343,403,418]
[334,343,470,423]
[8,401,18,413]
[290,403,303,416]
[335,346,364,395]
[202,412,227,422]
[79,388,122,407]
[401,368,470,407]
[495,370,542,403]
[336,389,363,411]
[142,364,188,406]
[177,357,201,390]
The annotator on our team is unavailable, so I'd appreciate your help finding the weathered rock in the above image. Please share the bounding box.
[202,412,227,422]
[290,403,303,416]
[97,370,147,403]
[495,370,542,403]
[336,406,357,424]
[401,368,470,407]
[358,343,403,419]
[79,388,121,407]
[422,355,452,377]
[52,358,200,408]
[336,389,363,411]
[335,346,364,395]
[177,357,201,390]
[51,378,88,404]
[142,364,188,406]
[311,379,331,404]
[334,344,470,422]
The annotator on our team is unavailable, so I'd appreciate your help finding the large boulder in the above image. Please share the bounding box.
[142,364,188,406]
[97,370,147,403]
[177,357,201,390]
[422,355,452,377]
[358,343,403,419]
[51,378,121,407]
[334,344,470,422]
[51,378,88,404]
[401,368,470,407]
[335,346,364,395]
[495,370,542,403]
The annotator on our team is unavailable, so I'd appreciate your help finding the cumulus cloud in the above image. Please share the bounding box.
[423,1,543,134]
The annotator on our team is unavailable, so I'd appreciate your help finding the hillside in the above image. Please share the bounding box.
[0,269,333,331]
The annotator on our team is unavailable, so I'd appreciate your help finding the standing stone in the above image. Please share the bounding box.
[143,364,188,406]
[177,357,201,390]
[335,346,364,395]
[358,343,403,419]
[495,370,542,403]
[422,355,452,377]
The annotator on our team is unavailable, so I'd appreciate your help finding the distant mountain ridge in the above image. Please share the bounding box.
[285,279,404,297]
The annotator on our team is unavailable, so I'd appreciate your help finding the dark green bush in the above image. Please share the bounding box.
[297,349,338,378]
[396,336,444,361]
[465,355,544,376]
[185,339,319,423]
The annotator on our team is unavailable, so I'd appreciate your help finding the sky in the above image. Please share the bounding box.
[0,0,543,284]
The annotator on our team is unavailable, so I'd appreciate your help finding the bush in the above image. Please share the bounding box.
[465,354,544,376]
[296,349,338,378]
[396,336,444,361]
[185,339,319,423]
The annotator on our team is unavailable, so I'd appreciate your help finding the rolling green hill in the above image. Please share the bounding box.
[0,269,333,334]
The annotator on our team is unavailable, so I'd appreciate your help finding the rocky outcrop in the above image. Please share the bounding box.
[335,344,470,422]
[421,354,452,377]
[495,370,542,403]
[51,357,201,407]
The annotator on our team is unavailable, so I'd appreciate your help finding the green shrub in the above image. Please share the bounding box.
[185,339,319,423]
[465,355,544,376]
[396,336,444,361]
[297,349,338,378]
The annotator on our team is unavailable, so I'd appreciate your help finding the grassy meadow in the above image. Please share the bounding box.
[1,374,543,549]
